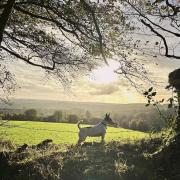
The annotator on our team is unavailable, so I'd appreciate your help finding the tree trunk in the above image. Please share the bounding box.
[176,90,180,132]
[0,0,15,46]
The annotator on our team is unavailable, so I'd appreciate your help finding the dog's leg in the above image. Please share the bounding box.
[77,137,86,145]
[101,135,105,143]
[77,139,82,145]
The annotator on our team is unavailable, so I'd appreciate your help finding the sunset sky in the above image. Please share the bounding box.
[8,55,180,104]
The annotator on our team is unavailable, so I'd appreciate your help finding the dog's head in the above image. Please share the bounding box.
[104,113,116,125]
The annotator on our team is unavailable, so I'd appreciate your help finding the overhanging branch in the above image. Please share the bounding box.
[80,0,108,64]
[1,45,56,70]
[141,19,180,59]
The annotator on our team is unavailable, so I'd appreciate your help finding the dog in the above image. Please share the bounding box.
[77,113,115,145]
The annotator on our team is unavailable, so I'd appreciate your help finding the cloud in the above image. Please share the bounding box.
[6,54,180,103]
[90,83,119,95]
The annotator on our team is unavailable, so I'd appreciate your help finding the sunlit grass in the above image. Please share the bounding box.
[0,121,148,145]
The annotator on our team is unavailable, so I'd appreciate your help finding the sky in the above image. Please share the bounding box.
[7,56,180,104]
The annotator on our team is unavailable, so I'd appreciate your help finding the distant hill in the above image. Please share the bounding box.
[0,99,167,115]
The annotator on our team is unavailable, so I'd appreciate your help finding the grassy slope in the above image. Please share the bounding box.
[0,121,147,145]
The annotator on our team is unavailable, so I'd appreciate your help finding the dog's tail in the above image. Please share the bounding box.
[77,120,83,129]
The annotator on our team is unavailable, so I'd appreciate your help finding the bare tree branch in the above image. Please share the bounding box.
[141,19,180,59]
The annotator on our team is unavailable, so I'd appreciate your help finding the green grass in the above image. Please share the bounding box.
[0,121,147,145]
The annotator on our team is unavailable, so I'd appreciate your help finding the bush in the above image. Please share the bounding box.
[67,114,79,123]
[24,109,37,121]
[129,119,148,132]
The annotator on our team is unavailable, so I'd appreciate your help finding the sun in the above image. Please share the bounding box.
[89,61,119,83]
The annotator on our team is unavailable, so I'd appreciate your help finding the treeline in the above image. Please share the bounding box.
[2,108,176,132]
[112,108,175,132]
[3,109,80,123]
[2,109,103,124]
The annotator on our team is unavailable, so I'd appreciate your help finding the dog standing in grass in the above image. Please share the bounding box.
[77,113,115,145]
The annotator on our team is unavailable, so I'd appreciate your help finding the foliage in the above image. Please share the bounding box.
[121,0,180,59]
[45,110,63,122]
[85,110,91,120]
[129,119,149,132]
[143,87,178,129]
[24,109,37,120]
[67,114,79,123]
[0,136,167,180]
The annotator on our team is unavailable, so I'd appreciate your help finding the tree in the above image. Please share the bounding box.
[106,0,179,59]
[24,109,37,120]
[85,110,91,120]
[68,114,79,123]
[121,0,180,132]
[129,119,137,130]
[0,0,100,100]
[52,110,63,122]
[0,0,134,101]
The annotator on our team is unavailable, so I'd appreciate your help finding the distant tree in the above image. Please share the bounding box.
[68,114,79,123]
[89,117,102,125]
[85,110,91,120]
[136,119,148,132]
[24,109,37,120]
[129,119,137,131]
[52,110,63,122]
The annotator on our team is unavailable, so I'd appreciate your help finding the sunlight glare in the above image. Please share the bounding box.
[90,61,119,83]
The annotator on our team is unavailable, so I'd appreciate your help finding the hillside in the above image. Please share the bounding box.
[0,99,167,115]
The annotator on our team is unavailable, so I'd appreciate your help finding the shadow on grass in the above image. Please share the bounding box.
[0,139,166,180]
[61,142,119,180]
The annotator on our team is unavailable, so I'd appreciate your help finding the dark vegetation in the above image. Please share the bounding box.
[0,131,179,180]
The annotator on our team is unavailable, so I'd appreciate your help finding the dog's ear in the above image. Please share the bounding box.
[107,113,110,117]
[105,113,107,117]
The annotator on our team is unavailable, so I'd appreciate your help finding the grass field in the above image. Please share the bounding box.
[0,121,148,145]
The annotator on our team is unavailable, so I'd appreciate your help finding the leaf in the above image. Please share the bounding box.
[143,91,148,96]
[161,99,164,103]
[148,87,153,92]
[145,104,150,107]
[165,85,171,89]
[168,98,173,103]
[155,42,159,45]
[168,104,172,108]
[151,92,156,96]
